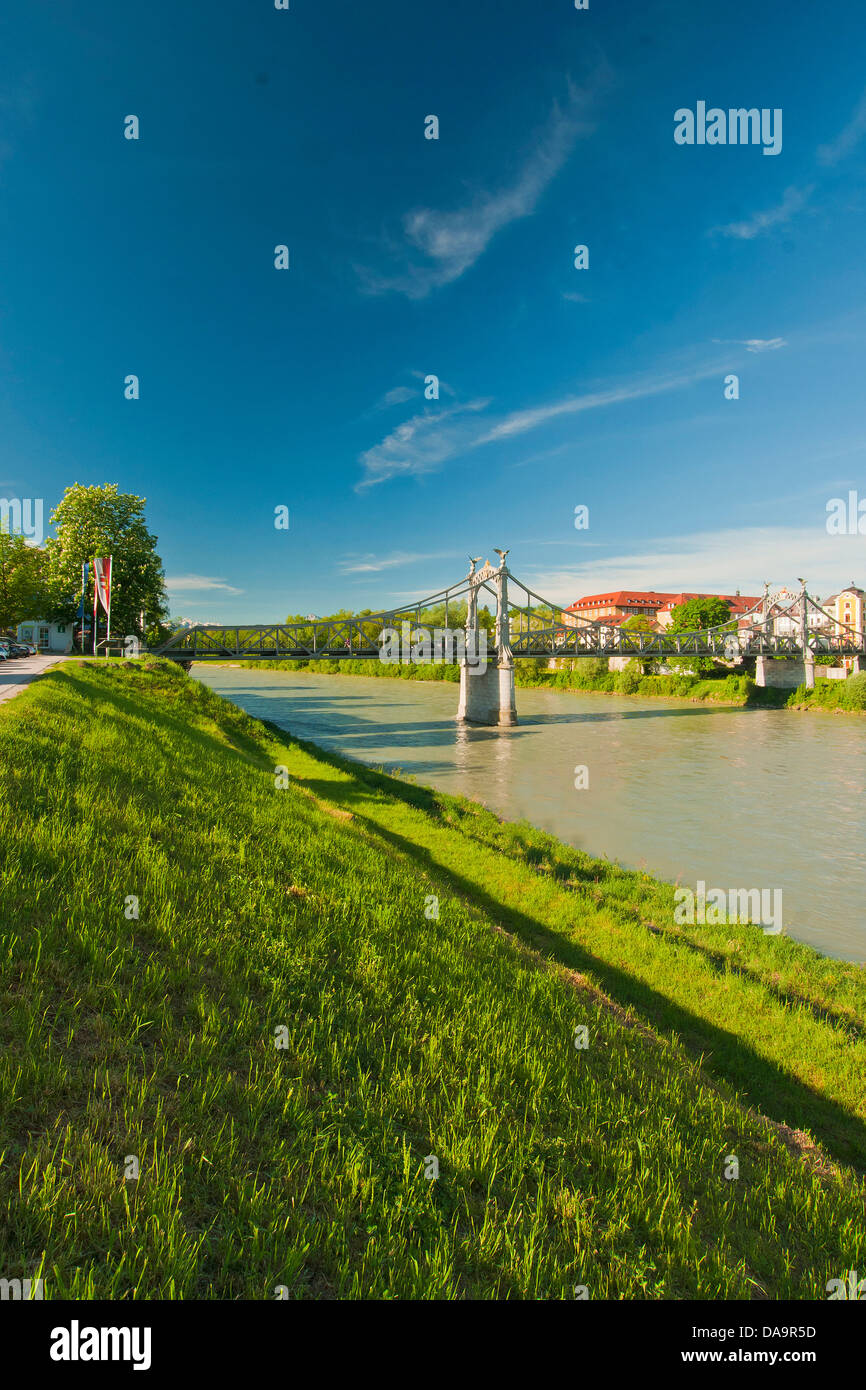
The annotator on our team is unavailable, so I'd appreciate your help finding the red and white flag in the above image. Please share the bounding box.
[93,556,112,616]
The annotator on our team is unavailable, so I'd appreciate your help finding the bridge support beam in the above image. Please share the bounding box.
[498,660,517,725]
[457,658,517,726]
[754,656,811,689]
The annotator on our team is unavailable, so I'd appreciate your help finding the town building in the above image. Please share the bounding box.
[655,592,761,630]
[16,619,74,653]
[761,588,839,637]
[563,590,760,630]
[563,591,679,627]
[823,583,864,637]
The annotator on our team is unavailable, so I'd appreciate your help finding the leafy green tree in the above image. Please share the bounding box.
[619,614,656,673]
[284,600,497,654]
[420,600,495,635]
[46,484,168,642]
[618,661,643,693]
[0,529,53,630]
[508,602,557,633]
[668,597,735,633]
[666,597,736,675]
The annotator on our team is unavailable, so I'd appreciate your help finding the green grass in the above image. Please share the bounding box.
[0,659,864,1300]
[789,672,866,712]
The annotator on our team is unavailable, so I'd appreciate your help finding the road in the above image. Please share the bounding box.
[0,654,66,704]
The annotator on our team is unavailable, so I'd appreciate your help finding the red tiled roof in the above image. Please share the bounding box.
[568,590,761,612]
[566,591,678,610]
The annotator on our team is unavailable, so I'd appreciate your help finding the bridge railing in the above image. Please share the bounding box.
[151,572,866,662]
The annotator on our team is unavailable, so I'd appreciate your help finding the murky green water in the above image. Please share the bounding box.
[195,666,866,963]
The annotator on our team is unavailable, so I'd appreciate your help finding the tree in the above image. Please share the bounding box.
[46,485,168,643]
[666,597,736,676]
[668,597,735,633]
[619,615,655,673]
[0,530,53,631]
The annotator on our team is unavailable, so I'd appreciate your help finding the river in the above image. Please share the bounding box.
[194,666,866,963]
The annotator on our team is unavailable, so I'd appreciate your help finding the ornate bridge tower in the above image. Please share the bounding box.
[456,552,518,726]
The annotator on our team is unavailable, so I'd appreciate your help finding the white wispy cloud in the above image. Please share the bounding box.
[818,88,866,165]
[369,374,457,415]
[357,398,491,489]
[712,337,787,353]
[357,356,740,489]
[508,443,575,471]
[358,78,604,299]
[338,550,459,574]
[520,526,865,607]
[742,337,786,352]
[708,90,866,244]
[381,385,416,407]
[711,185,813,240]
[476,362,725,446]
[164,574,243,594]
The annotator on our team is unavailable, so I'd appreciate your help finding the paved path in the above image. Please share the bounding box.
[0,654,66,704]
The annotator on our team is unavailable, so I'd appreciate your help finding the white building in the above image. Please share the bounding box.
[16,620,74,654]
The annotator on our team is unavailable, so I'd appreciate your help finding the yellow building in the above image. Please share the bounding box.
[830,583,864,637]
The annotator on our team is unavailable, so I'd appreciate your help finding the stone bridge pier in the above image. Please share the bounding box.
[456,555,517,727]
[457,659,517,726]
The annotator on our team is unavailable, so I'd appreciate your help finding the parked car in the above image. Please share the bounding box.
[10,643,32,657]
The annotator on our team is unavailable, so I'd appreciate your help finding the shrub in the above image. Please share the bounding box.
[617,664,641,695]
[842,672,866,710]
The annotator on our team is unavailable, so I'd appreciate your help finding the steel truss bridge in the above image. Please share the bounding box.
[153,557,865,667]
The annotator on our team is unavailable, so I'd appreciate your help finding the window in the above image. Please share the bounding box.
[56,625,65,633]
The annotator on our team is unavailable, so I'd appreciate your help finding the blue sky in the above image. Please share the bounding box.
[2,0,866,620]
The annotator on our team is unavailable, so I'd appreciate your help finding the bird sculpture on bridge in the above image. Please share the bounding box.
[468,556,482,575]
[493,548,510,566]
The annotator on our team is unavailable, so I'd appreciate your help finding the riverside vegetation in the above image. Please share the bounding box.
[232,656,866,713]
[1,659,865,1299]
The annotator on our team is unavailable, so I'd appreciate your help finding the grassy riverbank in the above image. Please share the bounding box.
[1,659,864,1299]
[230,656,866,712]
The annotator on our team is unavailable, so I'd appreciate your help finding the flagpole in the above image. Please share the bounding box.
[106,555,112,653]
[79,561,88,653]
